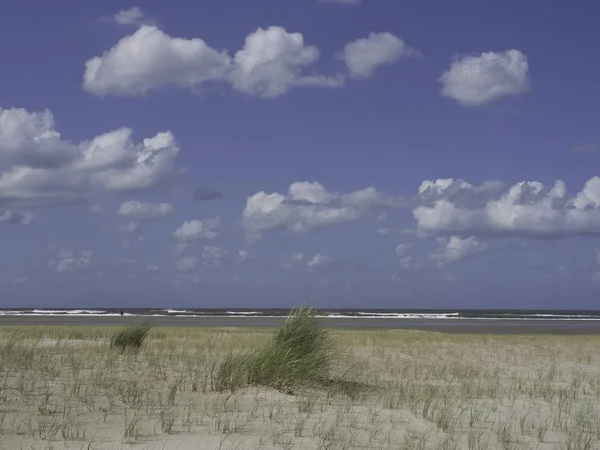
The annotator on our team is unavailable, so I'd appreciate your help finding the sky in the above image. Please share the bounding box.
[1,0,599,309]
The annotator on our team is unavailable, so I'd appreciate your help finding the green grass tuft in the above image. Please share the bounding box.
[215,305,335,392]
[110,321,153,353]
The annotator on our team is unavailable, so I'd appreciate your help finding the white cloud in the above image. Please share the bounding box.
[307,253,331,268]
[84,26,231,96]
[439,50,530,106]
[414,177,600,238]
[0,107,180,208]
[231,26,343,97]
[0,209,33,224]
[118,200,173,220]
[146,264,159,271]
[51,249,92,272]
[242,181,401,241]
[341,32,419,79]
[395,243,417,269]
[431,236,488,266]
[113,7,156,27]
[173,217,221,242]
[377,228,392,236]
[84,25,342,98]
[282,253,304,269]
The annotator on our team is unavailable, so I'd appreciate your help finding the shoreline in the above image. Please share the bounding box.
[2,315,600,334]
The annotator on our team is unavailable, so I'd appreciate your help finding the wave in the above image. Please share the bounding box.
[1,309,599,321]
[163,309,196,315]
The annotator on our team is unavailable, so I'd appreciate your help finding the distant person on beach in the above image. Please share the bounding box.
[120,311,124,316]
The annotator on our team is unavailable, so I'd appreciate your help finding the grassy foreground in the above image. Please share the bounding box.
[1,323,600,449]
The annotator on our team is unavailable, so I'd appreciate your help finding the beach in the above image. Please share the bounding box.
[2,315,600,334]
[1,319,600,449]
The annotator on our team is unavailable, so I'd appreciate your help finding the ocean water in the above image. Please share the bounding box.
[1,308,599,321]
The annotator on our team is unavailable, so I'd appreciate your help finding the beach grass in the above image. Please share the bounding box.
[0,322,599,449]
[215,305,336,393]
[110,321,153,353]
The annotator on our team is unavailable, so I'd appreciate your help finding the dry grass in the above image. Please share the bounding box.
[0,324,600,449]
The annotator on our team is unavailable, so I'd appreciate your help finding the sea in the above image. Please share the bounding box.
[1,308,600,321]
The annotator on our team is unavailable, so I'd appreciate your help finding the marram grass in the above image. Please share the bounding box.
[215,305,335,392]
[110,321,153,353]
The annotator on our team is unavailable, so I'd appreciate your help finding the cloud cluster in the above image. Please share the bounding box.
[414,177,600,238]
[242,181,401,241]
[84,25,342,98]
[84,22,414,98]
[341,32,420,79]
[431,236,488,266]
[439,50,530,106]
[0,107,180,209]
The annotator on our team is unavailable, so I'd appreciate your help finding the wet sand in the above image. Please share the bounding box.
[1,315,600,333]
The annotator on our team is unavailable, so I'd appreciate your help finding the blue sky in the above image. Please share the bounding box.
[1,0,599,308]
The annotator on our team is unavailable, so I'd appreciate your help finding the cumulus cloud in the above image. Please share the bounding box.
[173,217,221,242]
[231,26,343,97]
[50,249,93,272]
[439,50,530,106]
[0,209,33,224]
[0,107,180,208]
[118,200,173,220]
[242,181,402,241]
[192,186,226,201]
[431,236,488,266]
[112,7,156,27]
[341,32,419,79]
[414,177,600,238]
[84,25,342,98]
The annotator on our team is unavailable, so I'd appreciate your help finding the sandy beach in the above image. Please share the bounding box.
[1,320,600,449]
[2,315,600,334]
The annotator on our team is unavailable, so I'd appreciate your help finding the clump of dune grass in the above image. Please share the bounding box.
[110,322,153,353]
[215,305,335,393]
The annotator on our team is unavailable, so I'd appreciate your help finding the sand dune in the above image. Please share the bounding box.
[1,325,599,449]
